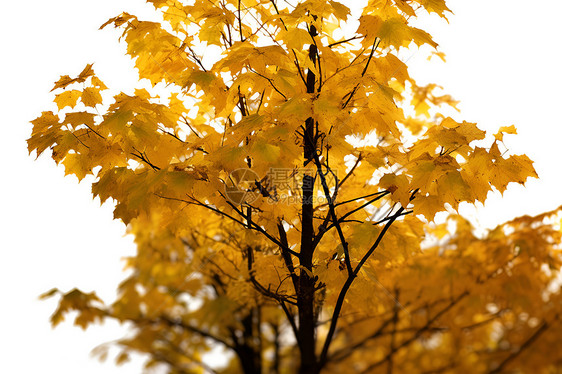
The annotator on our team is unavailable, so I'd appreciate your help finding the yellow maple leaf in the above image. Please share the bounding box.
[379,173,411,208]
[494,124,517,142]
[81,87,103,108]
[280,28,313,50]
[51,63,95,91]
[62,153,92,181]
[414,194,443,221]
[54,90,82,110]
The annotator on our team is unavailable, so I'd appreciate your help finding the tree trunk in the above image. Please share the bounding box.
[236,308,262,374]
[298,24,319,374]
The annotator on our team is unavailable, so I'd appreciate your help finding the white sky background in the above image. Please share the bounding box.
[1,0,561,372]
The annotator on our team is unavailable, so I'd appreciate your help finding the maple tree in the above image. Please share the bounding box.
[28,0,562,373]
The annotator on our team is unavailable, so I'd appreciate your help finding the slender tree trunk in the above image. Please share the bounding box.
[271,323,281,374]
[298,24,319,374]
[297,252,317,374]
[237,345,261,374]
[237,309,262,374]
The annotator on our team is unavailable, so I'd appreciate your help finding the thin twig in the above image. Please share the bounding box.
[342,38,381,109]
[238,0,245,42]
[334,191,388,208]
[248,67,287,99]
[318,190,418,370]
[328,35,362,48]
[488,320,552,374]
[359,291,469,373]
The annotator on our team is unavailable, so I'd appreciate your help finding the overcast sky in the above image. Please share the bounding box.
[1,0,561,373]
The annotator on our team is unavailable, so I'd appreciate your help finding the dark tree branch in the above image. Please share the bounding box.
[342,37,380,109]
[186,44,208,72]
[131,147,161,170]
[162,192,297,259]
[488,319,552,374]
[268,0,307,86]
[220,196,300,257]
[307,23,323,91]
[297,21,320,374]
[278,222,299,291]
[359,290,469,373]
[280,300,300,345]
[151,315,236,351]
[329,315,395,362]
[334,191,389,208]
[338,153,362,188]
[336,191,391,223]
[312,151,353,276]
[269,0,287,30]
[248,67,287,99]
[271,323,281,374]
[238,86,248,117]
[159,126,186,143]
[387,289,400,374]
[182,116,203,138]
[328,35,362,48]
[247,246,298,305]
[83,123,105,139]
[372,210,413,225]
[318,190,418,370]
[238,0,245,42]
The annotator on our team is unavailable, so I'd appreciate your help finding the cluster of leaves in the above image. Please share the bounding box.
[30,0,560,373]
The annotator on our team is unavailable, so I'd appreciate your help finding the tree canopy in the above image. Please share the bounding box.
[29,0,562,373]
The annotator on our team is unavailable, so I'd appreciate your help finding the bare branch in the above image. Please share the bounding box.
[238,0,245,42]
[278,222,299,291]
[131,147,161,170]
[312,153,353,276]
[328,35,362,48]
[336,191,391,222]
[342,37,381,109]
[247,246,298,305]
[488,320,552,374]
[334,191,388,208]
[248,67,287,100]
[359,290,469,373]
[338,153,362,188]
[145,314,236,351]
[318,190,418,370]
